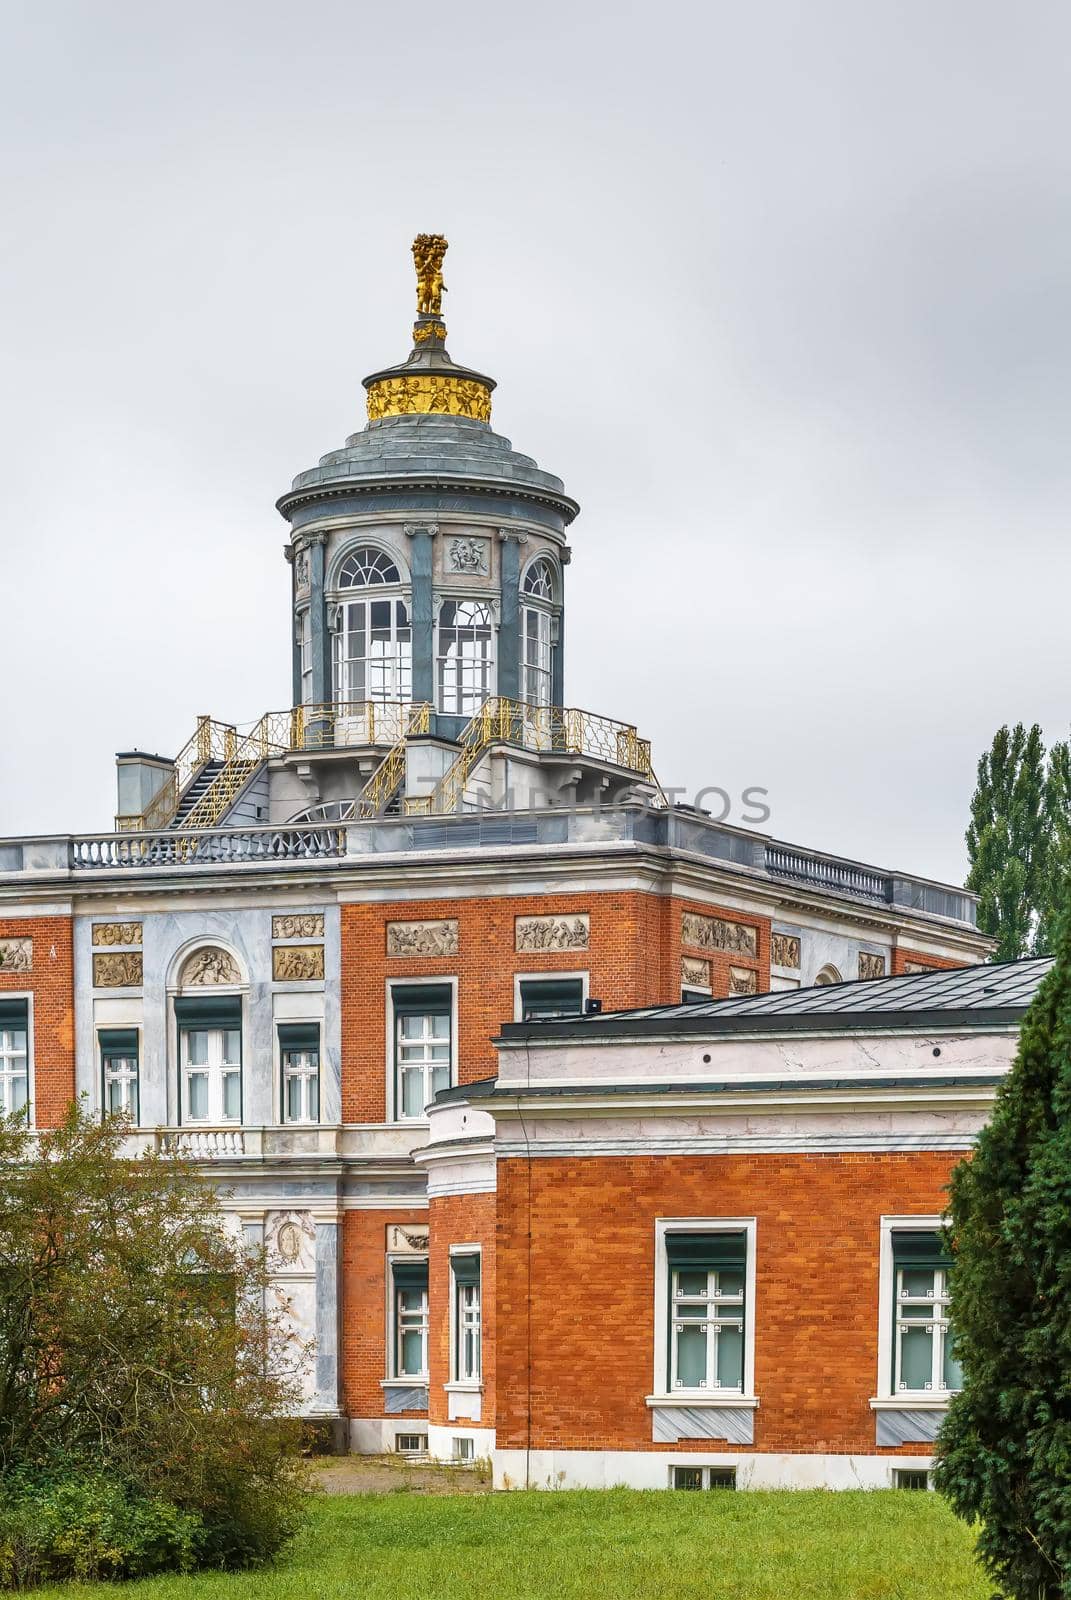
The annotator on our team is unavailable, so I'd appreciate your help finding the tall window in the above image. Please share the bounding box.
[452,1253,482,1382]
[518,976,585,1021]
[100,1028,139,1120]
[0,1001,28,1117]
[392,984,452,1120]
[298,610,313,706]
[667,1232,747,1393]
[176,997,242,1124]
[521,558,555,708]
[333,547,411,705]
[279,1023,319,1124]
[392,1260,429,1378]
[892,1231,961,1393]
[438,600,494,715]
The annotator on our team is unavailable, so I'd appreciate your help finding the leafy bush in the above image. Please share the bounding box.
[0,1467,202,1587]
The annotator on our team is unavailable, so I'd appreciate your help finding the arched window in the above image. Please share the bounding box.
[814,964,843,987]
[174,947,243,1125]
[521,558,557,708]
[332,547,411,705]
[337,548,402,588]
[438,600,494,715]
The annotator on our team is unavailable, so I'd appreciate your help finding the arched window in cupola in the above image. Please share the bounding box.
[438,600,494,716]
[332,547,411,705]
[520,558,557,708]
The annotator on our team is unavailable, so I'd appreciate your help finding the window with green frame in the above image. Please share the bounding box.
[667,1232,747,1393]
[392,984,452,1120]
[100,1028,139,1120]
[451,1252,481,1381]
[518,977,584,1021]
[392,1259,429,1378]
[891,1230,961,1393]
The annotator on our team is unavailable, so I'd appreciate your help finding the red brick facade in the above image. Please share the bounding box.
[428,1192,496,1428]
[340,1207,429,1421]
[0,915,73,1128]
[494,1150,957,1456]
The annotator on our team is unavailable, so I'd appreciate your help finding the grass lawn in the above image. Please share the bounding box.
[36,1489,988,1600]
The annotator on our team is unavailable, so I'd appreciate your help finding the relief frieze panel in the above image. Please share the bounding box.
[92,951,143,988]
[681,911,758,960]
[179,948,241,986]
[272,945,325,982]
[515,914,590,953]
[858,952,887,981]
[770,933,801,969]
[729,965,759,996]
[386,920,459,958]
[681,956,711,989]
[0,939,32,974]
[92,922,142,947]
[272,914,325,941]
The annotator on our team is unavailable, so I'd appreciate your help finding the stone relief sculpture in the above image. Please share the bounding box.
[448,537,489,576]
[92,922,142,948]
[0,934,31,972]
[681,912,758,960]
[272,945,325,981]
[387,1224,430,1253]
[770,933,801,969]
[294,549,310,593]
[272,914,324,941]
[92,951,143,988]
[858,952,887,980]
[729,966,759,996]
[180,947,241,986]
[412,232,448,316]
[267,1210,316,1270]
[386,920,459,957]
[365,375,492,423]
[681,955,711,988]
[515,915,590,952]
[0,939,32,973]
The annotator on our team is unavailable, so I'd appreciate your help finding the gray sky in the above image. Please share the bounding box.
[2,0,1069,886]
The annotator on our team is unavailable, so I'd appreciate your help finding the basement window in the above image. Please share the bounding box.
[452,1437,475,1463]
[893,1469,931,1491]
[395,1433,427,1456]
[671,1466,737,1491]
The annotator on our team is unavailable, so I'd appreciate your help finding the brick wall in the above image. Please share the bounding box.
[891,947,967,976]
[339,892,772,1122]
[428,1191,496,1428]
[340,1207,429,1421]
[0,916,74,1128]
[494,1150,958,1456]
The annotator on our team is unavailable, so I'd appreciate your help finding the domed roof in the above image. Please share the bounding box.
[277,412,578,523]
[277,235,578,526]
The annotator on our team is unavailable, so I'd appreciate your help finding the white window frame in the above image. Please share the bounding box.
[873,1215,959,1412]
[333,592,413,706]
[512,970,589,1022]
[180,1024,242,1125]
[99,1028,140,1120]
[436,598,496,716]
[0,995,32,1120]
[448,1244,483,1387]
[385,977,458,1124]
[651,1218,758,1408]
[280,1038,320,1125]
[298,608,313,706]
[521,603,552,708]
[389,1258,430,1381]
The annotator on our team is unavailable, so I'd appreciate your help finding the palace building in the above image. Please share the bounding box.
[0,237,995,1486]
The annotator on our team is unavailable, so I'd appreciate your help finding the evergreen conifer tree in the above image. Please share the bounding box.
[934,906,1071,1597]
[1038,738,1071,957]
[966,723,1048,960]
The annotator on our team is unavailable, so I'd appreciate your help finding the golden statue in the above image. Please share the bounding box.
[412,233,447,316]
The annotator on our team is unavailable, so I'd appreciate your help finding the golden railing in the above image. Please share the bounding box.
[352,703,432,819]
[404,698,660,817]
[116,702,418,832]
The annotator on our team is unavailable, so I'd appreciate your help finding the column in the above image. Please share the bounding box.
[406,523,436,706]
[314,1220,341,1417]
[498,532,521,701]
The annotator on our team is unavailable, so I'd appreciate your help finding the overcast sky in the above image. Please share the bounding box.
[2,1,1069,885]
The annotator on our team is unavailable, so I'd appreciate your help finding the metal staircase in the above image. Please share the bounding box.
[352,703,432,819]
[171,761,225,825]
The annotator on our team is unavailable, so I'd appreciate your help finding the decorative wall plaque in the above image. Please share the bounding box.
[771,933,801,969]
[93,951,143,988]
[681,955,711,989]
[294,549,310,593]
[386,920,459,957]
[681,912,758,959]
[272,914,324,941]
[447,536,489,576]
[858,952,887,980]
[515,914,590,953]
[903,960,932,975]
[0,939,32,974]
[179,948,241,986]
[92,922,142,947]
[729,966,758,996]
[268,1210,315,1270]
[272,945,325,981]
[387,1224,430,1254]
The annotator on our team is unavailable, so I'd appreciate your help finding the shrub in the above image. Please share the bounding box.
[0,1467,202,1587]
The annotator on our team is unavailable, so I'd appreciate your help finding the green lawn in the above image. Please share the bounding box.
[36,1489,988,1600]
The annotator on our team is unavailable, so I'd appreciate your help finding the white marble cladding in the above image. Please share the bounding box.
[494,1028,1016,1089]
[73,904,342,1126]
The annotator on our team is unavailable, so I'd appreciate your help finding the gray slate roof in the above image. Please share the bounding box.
[498,958,1052,1042]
